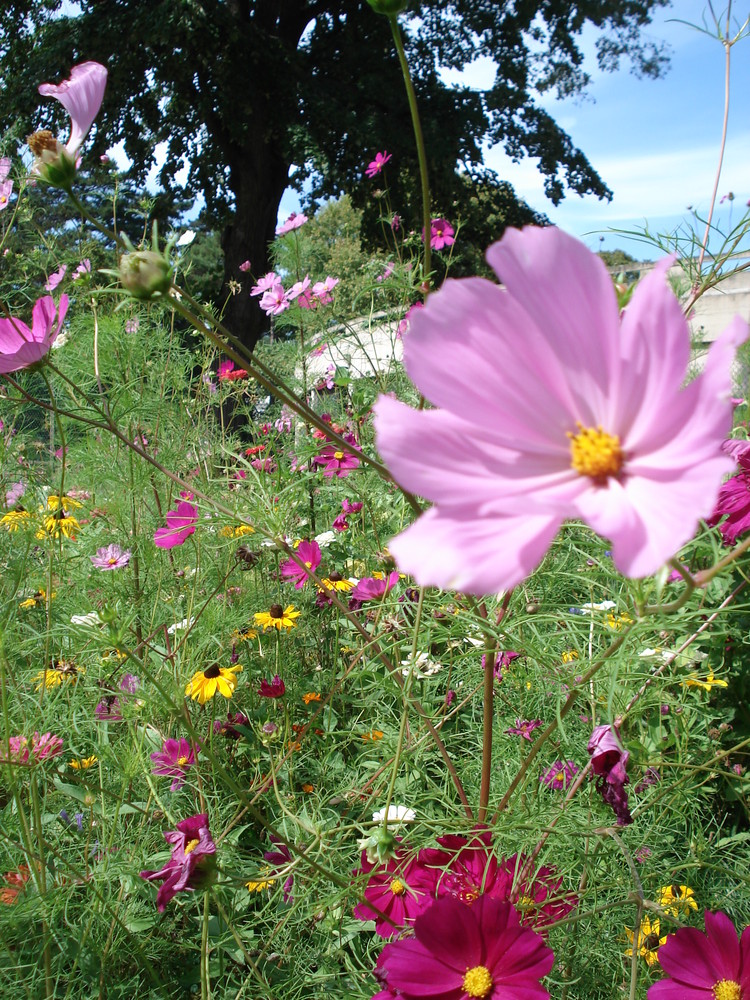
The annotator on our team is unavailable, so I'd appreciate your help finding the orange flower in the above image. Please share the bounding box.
[361,729,384,741]
[302,692,321,705]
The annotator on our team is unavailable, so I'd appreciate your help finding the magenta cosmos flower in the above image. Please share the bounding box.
[154,500,197,548]
[313,442,360,478]
[0,295,69,373]
[140,812,217,911]
[588,723,632,826]
[426,217,456,250]
[150,737,200,791]
[90,543,131,570]
[541,760,579,791]
[366,150,392,178]
[280,540,322,588]
[258,674,286,698]
[374,895,554,1000]
[506,719,543,741]
[374,226,748,595]
[707,446,750,545]
[31,62,107,185]
[648,910,750,999]
[354,847,438,938]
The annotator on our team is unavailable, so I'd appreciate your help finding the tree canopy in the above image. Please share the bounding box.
[0,0,670,348]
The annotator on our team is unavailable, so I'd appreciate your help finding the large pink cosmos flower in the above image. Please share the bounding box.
[373,895,554,1000]
[648,909,750,999]
[38,61,108,158]
[374,226,748,595]
[153,500,198,548]
[0,295,69,373]
[354,847,438,938]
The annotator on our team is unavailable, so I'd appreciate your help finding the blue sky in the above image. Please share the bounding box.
[279,1,750,258]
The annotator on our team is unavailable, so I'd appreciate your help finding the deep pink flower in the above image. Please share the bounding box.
[483,649,519,681]
[366,150,392,178]
[648,910,750,999]
[506,718,543,741]
[140,812,217,911]
[263,836,295,902]
[37,61,108,160]
[342,498,364,514]
[213,712,250,739]
[373,895,554,1000]
[150,737,200,791]
[540,760,579,790]
[588,723,631,825]
[95,696,122,721]
[258,674,286,698]
[30,732,64,761]
[0,295,69,373]
[154,500,197,548]
[495,854,576,931]
[332,512,349,531]
[354,848,437,938]
[238,259,252,272]
[424,218,455,251]
[374,226,748,595]
[276,212,308,236]
[421,832,502,906]
[0,159,12,212]
[90,543,131,570]
[218,359,248,381]
[280,540,322,588]
[707,449,750,545]
[313,443,360,478]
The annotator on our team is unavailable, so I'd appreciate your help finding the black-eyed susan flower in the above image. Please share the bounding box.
[185,663,242,704]
[220,524,255,537]
[1,509,31,531]
[625,914,666,967]
[253,604,300,631]
[246,870,275,893]
[32,657,82,690]
[37,505,80,540]
[658,883,698,917]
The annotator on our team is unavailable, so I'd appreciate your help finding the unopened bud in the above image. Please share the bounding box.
[118,250,173,300]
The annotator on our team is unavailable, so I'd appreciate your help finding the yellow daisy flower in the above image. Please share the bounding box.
[253,604,300,631]
[562,650,579,663]
[1,510,31,531]
[683,671,728,691]
[46,494,83,510]
[658,884,698,917]
[36,510,80,540]
[246,869,275,892]
[607,612,634,630]
[185,663,242,704]
[625,915,666,967]
[318,572,354,593]
[220,524,255,537]
[70,755,98,770]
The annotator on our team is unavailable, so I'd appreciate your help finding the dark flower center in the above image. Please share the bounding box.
[203,664,222,679]
[269,604,284,618]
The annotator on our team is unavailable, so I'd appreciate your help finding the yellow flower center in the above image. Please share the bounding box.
[107,557,118,565]
[184,838,200,856]
[568,423,624,480]
[554,771,565,783]
[177,755,190,766]
[462,965,493,998]
[389,879,406,896]
[713,981,742,1000]
[333,451,344,460]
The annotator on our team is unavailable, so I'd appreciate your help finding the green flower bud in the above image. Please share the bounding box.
[366,0,409,14]
[26,131,77,190]
[357,827,398,864]
[118,251,174,300]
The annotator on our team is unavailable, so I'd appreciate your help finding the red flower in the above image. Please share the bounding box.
[258,674,286,698]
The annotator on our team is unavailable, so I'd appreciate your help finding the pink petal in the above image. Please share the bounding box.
[647,981,711,999]
[38,61,108,155]
[657,926,726,987]
[704,911,740,978]
[387,506,561,595]
[413,896,483,971]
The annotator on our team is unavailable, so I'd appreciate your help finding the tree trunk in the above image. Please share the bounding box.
[219,146,290,354]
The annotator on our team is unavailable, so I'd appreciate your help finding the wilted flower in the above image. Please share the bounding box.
[374,226,748,595]
[140,812,217,911]
[588,724,632,826]
[258,674,286,698]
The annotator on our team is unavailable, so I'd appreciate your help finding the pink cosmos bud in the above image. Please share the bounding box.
[118,250,173,300]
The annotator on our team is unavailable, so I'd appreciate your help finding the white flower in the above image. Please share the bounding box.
[400,651,443,678]
[314,530,336,548]
[167,616,195,634]
[579,601,616,613]
[176,229,196,247]
[70,611,101,626]
[372,804,416,827]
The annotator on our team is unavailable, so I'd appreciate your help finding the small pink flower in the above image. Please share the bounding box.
[541,760,579,790]
[30,731,64,762]
[506,718,543,741]
[150,738,200,791]
[258,674,286,698]
[287,275,311,301]
[238,259,252,272]
[154,500,197,549]
[124,317,139,334]
[396,300,424,339]
[350,571,400,607]
[259,281,290,316]
[250,271,279,296]
[313,442,360,478]
[73,259,91,279]
[45,265,67,292]
[0,295,69,373]
[365,150,392,179]
[424,217,455,250]
[276,212,308,236]
[280,540,322,588]
[91,543,131,570]
[0,177,13,212]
